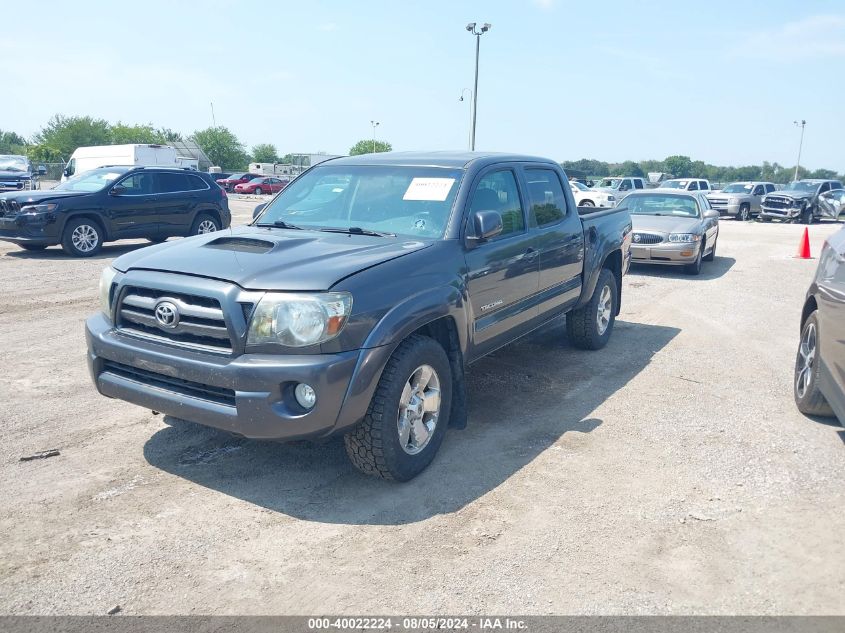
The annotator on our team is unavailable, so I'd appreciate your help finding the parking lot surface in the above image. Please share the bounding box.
[1,200,843,615]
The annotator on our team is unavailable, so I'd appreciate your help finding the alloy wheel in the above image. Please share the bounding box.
[397,365,441,455]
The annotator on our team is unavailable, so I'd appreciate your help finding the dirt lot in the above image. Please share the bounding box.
[0,200,843,615]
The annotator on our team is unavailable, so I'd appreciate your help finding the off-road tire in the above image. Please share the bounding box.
[794,311,834,417]
[566,268,617,351]
[61,217,103,257]
[344,335,452,481]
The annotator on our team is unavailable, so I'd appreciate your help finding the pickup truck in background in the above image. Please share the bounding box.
[594,176,647,202]
[0,154,44,192]
[86,152,632,481]
[570,180,616,208]
[658,178,713,193]
[760,179,845,224]
[706,181,776,221]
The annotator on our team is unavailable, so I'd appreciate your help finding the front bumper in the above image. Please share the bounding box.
[86,313,393,441]
[0,180,33,191]
[630,242,701,265]
[0,213,59,245]
[760,205,800,219]
[710,201,740,216]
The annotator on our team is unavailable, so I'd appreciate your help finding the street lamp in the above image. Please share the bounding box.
[465,21,491,151]
[370,120,380,153]
[793,120,806,181]
[459,88,473,150]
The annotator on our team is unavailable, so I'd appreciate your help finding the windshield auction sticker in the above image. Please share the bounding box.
[403,177,455,201]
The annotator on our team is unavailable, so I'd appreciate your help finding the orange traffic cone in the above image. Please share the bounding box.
[795,227,812,259]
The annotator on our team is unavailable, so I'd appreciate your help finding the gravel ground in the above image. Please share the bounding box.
[0,202,843,615]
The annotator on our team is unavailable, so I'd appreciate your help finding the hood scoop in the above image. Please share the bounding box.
[204,237,275,254]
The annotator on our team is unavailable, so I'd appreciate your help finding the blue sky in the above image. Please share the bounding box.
[3,0,843,171]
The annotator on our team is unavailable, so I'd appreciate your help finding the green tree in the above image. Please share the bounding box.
[0,130,28,154]
[251,143,279,163]
[109,122,161,145]
[156,128,183,143]
[617,160,644,177]
[33,115,111,160]
[809,168,838,179]
[190,126,249,169]
[26,144,62,163]
[663,155,693,178]
[349,139,392,155]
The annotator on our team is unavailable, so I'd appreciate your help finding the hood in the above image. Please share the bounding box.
[631,214,702,234]
[0,189,89,204]
[112,225,434,291]
[766,190,812,200]
[707,191,751,201]
[0,170,32,179]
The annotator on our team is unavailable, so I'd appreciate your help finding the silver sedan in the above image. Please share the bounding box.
[619,191,720,275]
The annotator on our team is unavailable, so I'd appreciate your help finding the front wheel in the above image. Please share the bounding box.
[703,234,717,261]
[254,187,263,195]
[580,200,595,208]
[794,312,833,417]
[566,268,617,350]
[738,204,750,221]
[801,205,814,225]
[190,214,220,235]
[344,335,452,481]
[684,241,704,275]
[61,218,103,257]
[761,216,772,223]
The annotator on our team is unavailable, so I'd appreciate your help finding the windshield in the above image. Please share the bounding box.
[248,177,266,183]
[597,178,621,188]
[256,165,464,238]
[0,155,29,172]
[784,181,819,192]
[55,168,127,192]
[660,180,688,189]
[570,181,590,191]
[721,183,753,193]
[619,193,700,218]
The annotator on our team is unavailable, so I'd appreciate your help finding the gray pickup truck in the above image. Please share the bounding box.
[86,152,632,480]
[706,181,776,221]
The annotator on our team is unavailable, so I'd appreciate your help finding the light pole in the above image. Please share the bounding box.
[370,120,380,153]
[465,22,491,151]
[459,88,473,150]
[793,119,806,181]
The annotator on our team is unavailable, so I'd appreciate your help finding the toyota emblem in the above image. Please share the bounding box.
[154,301,180,329]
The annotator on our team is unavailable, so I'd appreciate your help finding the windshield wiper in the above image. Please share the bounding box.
[257,219,304,230]
[318,226,395,237]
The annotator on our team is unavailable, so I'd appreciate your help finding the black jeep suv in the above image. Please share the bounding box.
[0,166,230,257]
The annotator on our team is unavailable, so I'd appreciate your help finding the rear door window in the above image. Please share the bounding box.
[699,181,709,190]
[525,168,567,227]
[156,172,191,193]
[186,175,208,191]
[634,179,644,189]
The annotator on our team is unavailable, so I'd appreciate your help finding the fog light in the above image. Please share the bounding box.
[294,383,317,409]
[681,250,693,256]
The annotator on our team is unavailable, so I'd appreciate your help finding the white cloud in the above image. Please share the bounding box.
[729,15,845,61]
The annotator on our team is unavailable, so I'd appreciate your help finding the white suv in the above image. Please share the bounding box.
[658,178,712,193]
[570,181,616,208]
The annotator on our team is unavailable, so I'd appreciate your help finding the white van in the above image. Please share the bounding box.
[62,144,178,181]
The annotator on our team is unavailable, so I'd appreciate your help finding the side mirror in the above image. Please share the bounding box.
[252,203,267,220]
[37,165,47,175]
[467,210,503,245]
[62,167,71,177]
[109,185,126,196]
[703,209,719,219]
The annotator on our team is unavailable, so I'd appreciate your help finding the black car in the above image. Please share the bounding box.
[0,166,230,257]
[795,222,845,424]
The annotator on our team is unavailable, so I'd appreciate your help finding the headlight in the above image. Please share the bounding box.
[668,233,701,243]
[247,292,353,347]
[20,203,57,215]
[99,266,118,316]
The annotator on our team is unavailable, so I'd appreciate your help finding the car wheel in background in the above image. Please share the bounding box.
[19,244,47,252]
[344,334,452,481]
[801,205,814,225]
[566,267,617,350]
[794,311,834,417]
[738,204,750,221]
[580,200,595,208]
[703,234,717,261]
[61,218,102,257]
[254,187,263,195]
[191,214,220,236]
[147,236,167,244]
[684,241,704,275]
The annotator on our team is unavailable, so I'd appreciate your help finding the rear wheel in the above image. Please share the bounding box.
[566,268,617,350]
[61,218,102,257]
[738,204,750,221]
[794,312,834,417]
[190,214,220,236]
[345,335,452,481]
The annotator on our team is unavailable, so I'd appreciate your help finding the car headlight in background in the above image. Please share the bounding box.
[99,266,118,316]
[668,233,701,243]
[247,292,353,347]
[20,203,57,215]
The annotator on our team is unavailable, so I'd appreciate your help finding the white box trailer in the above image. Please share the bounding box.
[62,144,179,181]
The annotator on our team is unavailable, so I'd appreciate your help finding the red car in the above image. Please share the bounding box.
[233,177,290,195]
[216,173,262,192]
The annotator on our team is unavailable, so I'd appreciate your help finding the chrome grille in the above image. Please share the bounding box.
[763,197,793,210]
[0,199,19,218]
[708,198,728,209]
[101,360,235,407]
[632,232,664,245]
[116,287,232,354]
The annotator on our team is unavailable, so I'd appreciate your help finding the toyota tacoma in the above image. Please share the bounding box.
[86,152,632,480]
